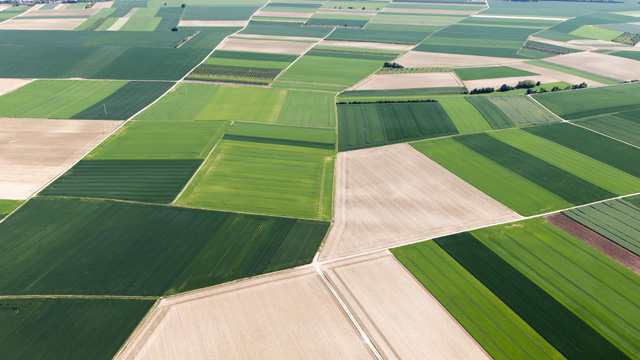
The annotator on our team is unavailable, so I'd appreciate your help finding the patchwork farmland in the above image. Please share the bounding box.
[3,0,640,358]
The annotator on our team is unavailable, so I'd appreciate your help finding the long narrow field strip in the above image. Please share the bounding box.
[225,122,336,148]
[577,113,640,147]
[0,118,122,200]
[323,252,491,360]
[393,218,640,359]
[327,27,433,44]
[454,66,538,81]
[337,101,458,151]
[117,268,375,360]
[534,82,640,120]
[564,199,640,256]
[0,197,329,296]
[320,144,520,260]
[524,60,618,85]
[0,298,152,360]
[136,83,336,127]
[176,134,335,220]
[350,72,463,91]
[544,52,640,82]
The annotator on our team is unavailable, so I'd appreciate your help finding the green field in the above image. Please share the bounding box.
[482,95,558,126]
[0,298,152,360]
[571,25,622,41]
[86,121,229,160]
[368,13,464,27]
[0,197,329,295]
[182,4,261,20]
[226,122,336,147]
[534,83,640,120]
[565,199,640,256]
[537,12,636,41]
[454,66,538,81]
[176,135,334,220]
[307,14,373,28]
[323,1,389,10]
[393,218,640,359]
[204,50,297,69]
[240,22,333,38]
[0,200,22,220]
[276,51,387,87]
[465,96,515,129]
[327,27,433,44]
[338,87,467,99]
[577,112,640,147]
[337,101,458,151]
[136,83,336,127]
[436,97,492,133]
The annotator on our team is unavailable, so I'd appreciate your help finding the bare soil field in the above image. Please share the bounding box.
[318,40,413,52]
[546,213,640,275]
[350,72,463,90]
[0,118,122,200]
[319,144,520,260]
[382,7,479,15]
[217,37,314,55]
[397,51,522,68]
[509,62,605,87]
[0,17,87,30]
[545,51,640,81]
[0,4,12,11]
[23,8,101,17]
[117,267,375,360]
[254,10,314,18]
[0,78,31,97]
[528,36,589,51]
[178,20,249,27]
[233,33,323,42]
[93,1,114,9]
[316,10,377,15]
[324,251,492,360]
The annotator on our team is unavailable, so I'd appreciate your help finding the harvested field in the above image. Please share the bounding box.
[318,40,413,52]
[382,7,479,15]
[0,78,31,97]
[545,52,640,81]
[178,20,249,27]
[324,251,491,360]
[350,72,463,90]
[0,118,121,200]
[509,61,605,87]
[254,10,314,18]
[117,268,375,360]
[23,8,100,17]
[232,33,323,41]
[93,1,113,9]
[320,144,520,260]
[396,51,522,68]
[217,37,314,55]
[0,17,88,30]
[546,213,640,275]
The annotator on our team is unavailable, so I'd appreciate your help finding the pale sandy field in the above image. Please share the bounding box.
[463,75,555,91]
[254,10,314,18]
[24,8,100,17]
[107,7,137,31]
[509,62,605,87]
[178,20,249,27]
[0,118,122,200]
[351,72,463,90]
[217,37,314,55]
[0,4,12,11]
[117,268,375,360]
[0,78,31,96]
[319,144,520,260]
[382,7,479,15]
[233,33,323,42]
[546,51,640,81]
[397,51,522,68]
[318,39,413,51]
[324,251,492,360]
[0,17,87,30]
[93,1,114,9]
[528,35,590,51]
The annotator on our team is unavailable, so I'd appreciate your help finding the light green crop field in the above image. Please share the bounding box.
[486,96,558,126]
[226,122,336,145]
[0,80,125,119]
[176,138,335,220]
[570,25,622,40]
[0,200,22,219]
[276,53,385,87]
[86,121,230,160]
[136,83,336,127]
[454,66,538,81]
[412,137,571,215]
[436,97,492,133]
[119,16,162,31]
[203,57,291,69]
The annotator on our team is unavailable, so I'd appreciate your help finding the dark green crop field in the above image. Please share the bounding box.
[465,96,514,129]
[338,101,458,151]
[0,298,152,360]
[0,198,329,296]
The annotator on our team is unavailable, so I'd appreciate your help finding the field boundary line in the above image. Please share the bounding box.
[0,294,158,300]
[171,121,233,205]
[314,265,384,360]
[271,27,336,84]
[526,93,566,122]
[113,299,161,360]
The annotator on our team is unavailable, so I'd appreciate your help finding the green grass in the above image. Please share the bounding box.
[0,298,152,360]
[136,83,336,127]
[71,81,173,120]
[0,197,329,296]
[483,96,558,126]
[577,113,640,147]
[465,96,514,129]
[277,53,384,87]
[0,200,22,220]
[534,83,640,120]
[565,199,640,256]
[86,121,229,160]
[474,219,640,359]
[490,129,640,195]
[436,97,492,133]
[337,101,458,151]
[525,60,620,85]
[177,138,334,220]
[570,25,622,41]
[454,66,538,81]
[40,159,202,204]
[524,123,640,179]
[226,122,336,146]
[0,80,125,119]
[391,239,565,360]
[412,137,572,216]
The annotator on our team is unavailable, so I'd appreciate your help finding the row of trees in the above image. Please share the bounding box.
[470,80,588,95]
